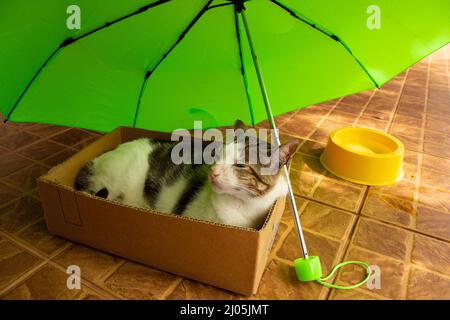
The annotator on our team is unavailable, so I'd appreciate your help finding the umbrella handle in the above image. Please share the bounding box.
[239,8,372,290]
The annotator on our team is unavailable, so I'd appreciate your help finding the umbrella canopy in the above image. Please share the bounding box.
[1,0,448,132]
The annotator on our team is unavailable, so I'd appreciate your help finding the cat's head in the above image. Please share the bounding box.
[209,120,299,200]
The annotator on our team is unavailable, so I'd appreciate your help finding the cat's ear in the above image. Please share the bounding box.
[276,140,300,167]
[233,119,248,131]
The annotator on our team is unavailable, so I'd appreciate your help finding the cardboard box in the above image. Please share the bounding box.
[38,126,287,296]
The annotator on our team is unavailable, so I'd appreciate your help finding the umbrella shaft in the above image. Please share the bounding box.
[240,10,309,259]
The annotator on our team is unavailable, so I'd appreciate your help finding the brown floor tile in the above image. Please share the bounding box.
[422,153,450,173]
[326,110,357,124]
[280,115,321,139]
[418,186,450,212]
[290,153,325,175]
[168,279,240,300]
[361,192,414,228]
[2,164,48,192]
[252,259,326,300]
[421,167,450,190]
[411,234,450,276]
[50,128,93,146]
[42,148,77,167]
[389,123,422,141]
[335,102,363,115]
[2,264,88,300]
[0,182,22,207]
[392,114,423,128]
[337,247,406,299]
[0,131,40,151]
[340,92,371,107]
[104,262,178,300]
[369,181,417,203]
[423,140,450,159]
[0,124,18,138]
[0,153,33,178]
[0,196,44,234]
[425,114,450,134]
[54,245,122,283]
[395,102,425,120]
[17,220,67,256]
[290,170,320,198]
[364,95,397,113]
[352,218,413,261]
[329,289,383,300]
[309,119,348,143]
[298,139,326,157]
[407,267,450,299]
[296,105,330,117]
[416,205,450,240]
[402,85,427,100]
[0,236,42,291]
[26,124,69,138]
[277,230,342,275]
[423,129,450,147]
[299,201,356,240]
[395,133,422,152]
[310,178,365,212]
[403,163,419,182]
[357,116,389,131]
[18,140,65,161]
[4,122,37,131]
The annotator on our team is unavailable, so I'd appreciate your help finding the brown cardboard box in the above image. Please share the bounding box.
[38,126,287,296]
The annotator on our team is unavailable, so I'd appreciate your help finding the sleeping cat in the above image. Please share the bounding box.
[74,120,299,229]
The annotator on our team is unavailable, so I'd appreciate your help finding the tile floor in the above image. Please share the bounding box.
[0,46,448,300]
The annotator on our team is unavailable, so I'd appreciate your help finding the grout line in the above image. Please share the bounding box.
[298,194,361,216]
[160,277,184,300]
[297,98,342,149]
[360,213,450,243]
[352,89,378,125]
[46,259,120,300]
[96,259,127,284]
[270,223,294,261]
[386,69,410,132]
[0,228,50,261]
[0,261,48,298]
[325,189,368,299]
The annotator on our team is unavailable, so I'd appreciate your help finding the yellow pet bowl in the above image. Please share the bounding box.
[320,127,404,186]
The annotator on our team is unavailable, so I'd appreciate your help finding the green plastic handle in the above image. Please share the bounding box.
[294,256,373,290]
[317,260,373,290]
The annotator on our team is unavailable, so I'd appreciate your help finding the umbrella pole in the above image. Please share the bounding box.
[240,11,309,260]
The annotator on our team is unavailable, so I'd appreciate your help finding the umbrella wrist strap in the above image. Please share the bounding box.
[316,260,372,290]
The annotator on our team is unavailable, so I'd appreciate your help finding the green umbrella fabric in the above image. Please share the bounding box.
[1,0,448,132]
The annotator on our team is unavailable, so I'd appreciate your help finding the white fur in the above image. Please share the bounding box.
[88,138,152,208]
[85,139,288,229]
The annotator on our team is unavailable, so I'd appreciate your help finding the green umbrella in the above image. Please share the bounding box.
[1,0,448,286]
[1,0,448,131]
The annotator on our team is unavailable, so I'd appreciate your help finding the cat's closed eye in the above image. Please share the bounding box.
[234,163,246,168]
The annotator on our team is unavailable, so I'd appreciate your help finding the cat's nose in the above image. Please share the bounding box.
[210,169,220,179]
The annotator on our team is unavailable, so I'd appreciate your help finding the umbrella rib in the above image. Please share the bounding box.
[234,8,256,126]
[4,0,174,123]
[270,0,379,88]
[133,0,214,127]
